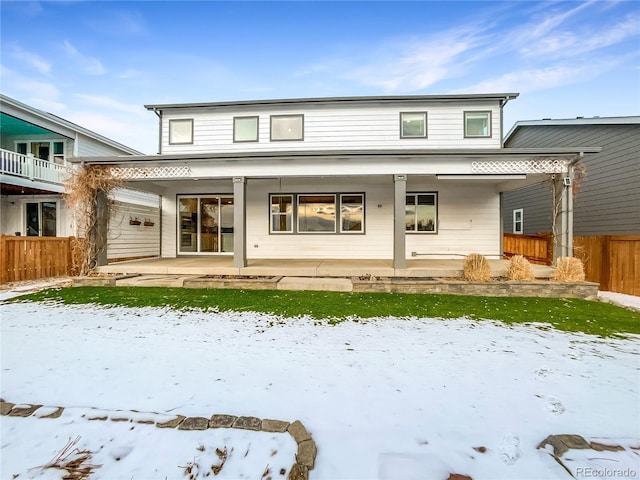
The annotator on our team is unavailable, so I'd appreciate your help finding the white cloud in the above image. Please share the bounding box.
[73,94,146,116]
[520,12,640,59]
[457,64,601,95]
[315,28,484,93]
[9,45,51,74]
[62,40,106,75]
[0,64,65,110]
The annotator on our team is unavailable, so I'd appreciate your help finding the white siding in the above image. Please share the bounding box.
[0,195,74,237]
[406,180,501,258]
[246,178,393,259]
[108,201,160,260]
[161,102,502,154]
[156,176,501,260]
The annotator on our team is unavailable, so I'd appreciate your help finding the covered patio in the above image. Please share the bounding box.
[96,256,554,279]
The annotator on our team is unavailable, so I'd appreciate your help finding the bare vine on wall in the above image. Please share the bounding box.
[64,165,121,275]
[547,158,586,256]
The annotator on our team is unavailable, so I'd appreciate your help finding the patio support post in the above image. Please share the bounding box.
[553,177,570,260]
[393,174,407,269]
[94,190,108,267]
[233,176,247,268]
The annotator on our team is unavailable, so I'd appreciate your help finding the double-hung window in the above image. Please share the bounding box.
[406,193,437,233]
[513,209,523,234]
[270,195,294,233]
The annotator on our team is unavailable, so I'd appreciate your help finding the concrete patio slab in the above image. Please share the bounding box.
[97,257,555,280]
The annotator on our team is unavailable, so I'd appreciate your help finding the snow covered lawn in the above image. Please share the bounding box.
[1,301,638,479]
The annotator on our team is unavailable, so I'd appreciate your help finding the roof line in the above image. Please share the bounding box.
[144,93,520,111]
[504,116,640,142]
[71,146,601,164]
[0,94,143,155]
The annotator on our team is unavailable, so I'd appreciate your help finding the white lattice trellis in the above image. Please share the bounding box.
[111,166,192,179]
[472,159,568,174]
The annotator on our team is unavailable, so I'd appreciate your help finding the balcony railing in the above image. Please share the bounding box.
[0,148,72,185]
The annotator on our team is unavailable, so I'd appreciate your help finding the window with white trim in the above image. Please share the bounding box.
[513,208,523,234]
[464,111,491,137]
[26,201,57,236]
[169,119,194,144]
[406,193,437,233]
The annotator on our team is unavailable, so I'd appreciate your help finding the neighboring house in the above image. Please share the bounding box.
[71,94,596,269]
[0,94,160,263]
[502,116,640,236]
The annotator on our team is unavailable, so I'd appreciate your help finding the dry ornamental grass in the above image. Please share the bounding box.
[553,257,586,282]
[507,255,535,281]
[463,253,491,282]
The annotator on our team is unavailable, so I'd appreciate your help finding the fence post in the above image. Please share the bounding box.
[601,236,611,292]
[0,235,7,283]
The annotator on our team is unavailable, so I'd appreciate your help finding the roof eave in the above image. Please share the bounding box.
[71,146,600,165]
[144,93,520,111]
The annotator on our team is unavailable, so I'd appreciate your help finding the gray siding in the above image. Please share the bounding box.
[502,181,553,234]
[503,124,640,236]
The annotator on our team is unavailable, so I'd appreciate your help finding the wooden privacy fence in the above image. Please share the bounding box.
[0,235,78,283]
[574,235,640,296]
[503,233,553,265]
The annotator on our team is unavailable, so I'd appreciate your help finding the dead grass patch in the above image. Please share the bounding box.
[463,253,491,282]
[553,257,586,282]
[507,255,535,281]
[41,436,100,479]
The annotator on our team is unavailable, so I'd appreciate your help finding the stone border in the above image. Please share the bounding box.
[184,275,283,290]
[0,398,316,480]
[352,277,599,299]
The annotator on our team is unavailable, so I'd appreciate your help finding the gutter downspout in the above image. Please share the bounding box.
[151,108,162,155]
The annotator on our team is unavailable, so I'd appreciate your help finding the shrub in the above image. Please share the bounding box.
[507,255,534,281]
[463,253,491,282]
[553,257,586,282]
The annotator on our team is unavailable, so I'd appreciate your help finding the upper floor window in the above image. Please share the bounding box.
[406,193,437,233]
[400,112,427,138]
[169,118,194,145]
[513,208,523,234]
[234,116,259,143]
[15,141,65,164]
[271,114,303,141]
[464,111,491,138]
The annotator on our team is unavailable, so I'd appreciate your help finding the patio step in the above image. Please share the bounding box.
[277,277,353,292]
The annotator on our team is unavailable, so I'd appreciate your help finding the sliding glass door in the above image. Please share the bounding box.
[178,196,233,254]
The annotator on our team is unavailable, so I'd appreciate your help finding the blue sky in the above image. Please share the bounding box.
[1,1,639,154]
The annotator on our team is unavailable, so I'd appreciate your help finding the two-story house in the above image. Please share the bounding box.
[1,94,161,263]
[72,94,597,273]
